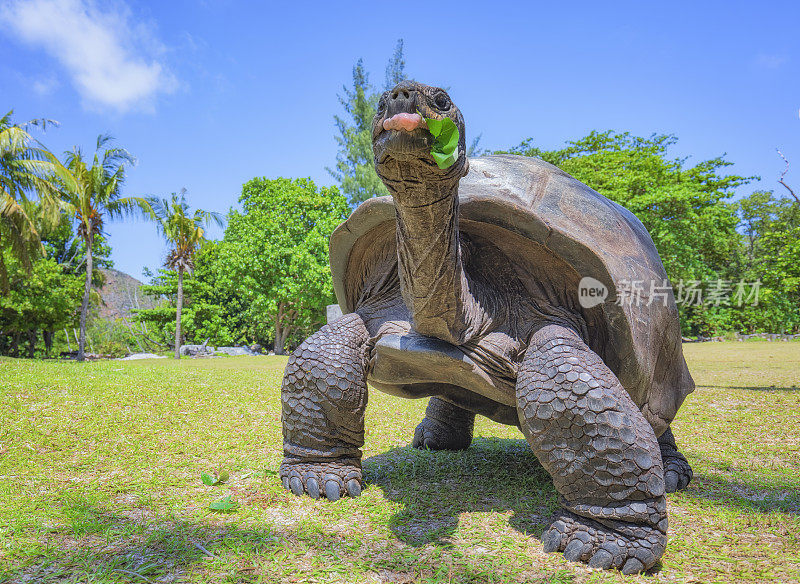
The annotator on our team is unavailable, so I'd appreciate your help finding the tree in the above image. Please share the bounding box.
[735,173,800,332]
[384,38,406,89]
[146,190,224,358]
[134,267,234,350]
[0,242,83,358]
[59,135,152,361]
[759,215,800,332]
[219,177,349,354]
[0,199,117,358]
[768,152,800,325]
[328,40,407,206]
[0,111,68,290]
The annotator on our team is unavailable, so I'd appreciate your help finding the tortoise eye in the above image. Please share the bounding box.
[434,93,451,111]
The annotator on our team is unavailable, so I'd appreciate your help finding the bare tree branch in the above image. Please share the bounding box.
[777,148,800,205]
[121,316,167,350]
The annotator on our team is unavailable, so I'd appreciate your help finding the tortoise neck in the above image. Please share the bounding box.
[391,179,472,345]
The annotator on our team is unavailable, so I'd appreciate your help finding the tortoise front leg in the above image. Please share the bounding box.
[516,324,667,574]
[280,313,369,501]
[413,397,475,451]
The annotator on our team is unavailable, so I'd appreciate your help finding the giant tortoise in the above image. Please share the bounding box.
[279,80,694,574]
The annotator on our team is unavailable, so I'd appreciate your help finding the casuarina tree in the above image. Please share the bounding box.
[328,40,407,205]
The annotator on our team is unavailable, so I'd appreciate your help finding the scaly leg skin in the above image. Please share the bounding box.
[658,427,693,493]
[517,324,668,574]
[279,313,369,501]
[412,397,475,451]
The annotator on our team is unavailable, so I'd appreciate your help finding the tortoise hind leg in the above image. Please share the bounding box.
[280,313,369,501]
[413,397,475,450]
[516,324,667,574]
[658,427,693,493]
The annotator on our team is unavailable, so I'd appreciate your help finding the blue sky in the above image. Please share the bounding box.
[2,0,798,280]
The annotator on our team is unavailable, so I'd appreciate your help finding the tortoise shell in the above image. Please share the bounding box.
[329,154,694,435]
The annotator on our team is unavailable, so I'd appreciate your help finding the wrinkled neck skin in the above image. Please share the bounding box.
[382,160,476,345]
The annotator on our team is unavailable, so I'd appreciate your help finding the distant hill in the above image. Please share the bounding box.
[97,268,158,320]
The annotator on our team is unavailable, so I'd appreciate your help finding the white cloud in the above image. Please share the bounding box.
[1,0,176,112]
[754,53,788,70]
[32,74,59,96]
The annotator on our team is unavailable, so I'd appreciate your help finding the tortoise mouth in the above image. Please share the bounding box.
[373,123,434,166]
[383,112,426,132]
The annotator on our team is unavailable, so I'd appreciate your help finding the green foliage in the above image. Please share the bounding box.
[0,246,83,357]
[328,40,407,205]
[59,135,150,241]
[134,177,350,356]
[134,268,235,347]
[145,190,224,357]
[733,190,800,332]
[42,211,112,286]
[0,204,119,358]
[82,318,137,358]
[191,241,251,343]
[214,177,349,354]
[384,39,406,90]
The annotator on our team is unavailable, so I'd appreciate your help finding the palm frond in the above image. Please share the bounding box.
[194,208,226,230]
[1,193,41,245]
[59,134,140,245]
[0,111,67,282]
[148,190,223,273]
[107,196,155,221]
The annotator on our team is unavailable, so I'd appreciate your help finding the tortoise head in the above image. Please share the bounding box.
[372,81,469,189]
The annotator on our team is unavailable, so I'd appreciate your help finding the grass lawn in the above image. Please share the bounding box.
[0,342,798,583]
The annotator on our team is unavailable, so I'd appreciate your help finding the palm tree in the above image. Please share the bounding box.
[146,190,223,359]
[60,135,153,361]
[0,111,71,290]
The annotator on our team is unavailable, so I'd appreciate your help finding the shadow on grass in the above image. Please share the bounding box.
[363,437,559,547]
[686,474,800,516]
[680,452,800,516]
[363,437,800,552]
[1,492,569,584]
[6,440,796,582]
[0,502,284,583]
[696,384,800,392]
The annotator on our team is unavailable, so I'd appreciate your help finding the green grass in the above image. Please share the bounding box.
[0,342,798,583]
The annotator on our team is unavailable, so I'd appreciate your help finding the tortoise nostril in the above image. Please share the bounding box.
[402,90,409,99]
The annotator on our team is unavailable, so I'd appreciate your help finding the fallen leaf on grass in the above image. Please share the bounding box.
[201,470,229,486]
[209,495,239,512]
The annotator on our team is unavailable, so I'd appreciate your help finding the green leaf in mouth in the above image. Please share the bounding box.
[420,114,459,170]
